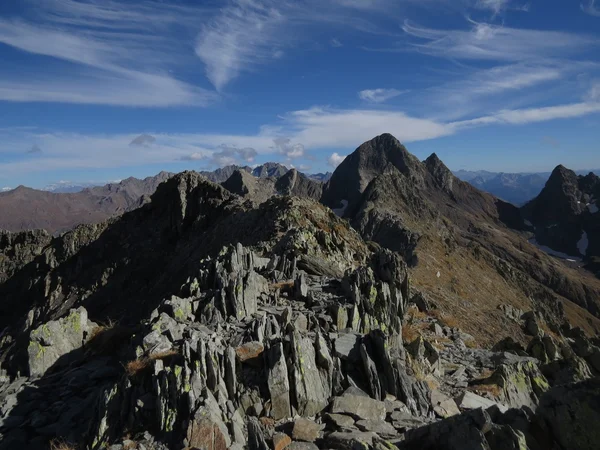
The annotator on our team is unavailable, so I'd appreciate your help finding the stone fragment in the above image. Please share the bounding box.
[325,431,377,449]
[455,391,508,413]
[187,418,228,450]
[272,433,292,450]
[286,443,319,450]
[324,413,356,429]
[27,307,92,377]
[355,419,396,436]
[236,341,265,362]
[267,342,292,420]
[334,332,361,361]
[330,394,386,421]
[291,331,329,417]
[247,417,269,450]
[292,418,322,442]
[431,390,460,418]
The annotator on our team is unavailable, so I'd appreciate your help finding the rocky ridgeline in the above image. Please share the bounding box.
[1,238,600,449]
[1,137,600,449]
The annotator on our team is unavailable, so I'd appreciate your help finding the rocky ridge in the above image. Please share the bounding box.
[1,135,600,449]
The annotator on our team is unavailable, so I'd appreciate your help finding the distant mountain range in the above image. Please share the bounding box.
[0,164,332,234]
[0,172,172,234]
[455,169,600,205]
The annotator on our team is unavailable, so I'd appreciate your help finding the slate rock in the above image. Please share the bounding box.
[292,418,323,442]
[355,419,397,436]
[324,413,356,429]
[455,391,507,413]
[272,432,292,450]
[267,342,292,420]
[235,341,264,362]
[330,394,386,421]
[27,307,92,377]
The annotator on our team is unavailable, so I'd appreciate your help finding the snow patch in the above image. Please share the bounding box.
[333,199,349,217]
[524,219,533,227]
[577,231,589,256]
[588,202,599,214]
[528,238,581,262]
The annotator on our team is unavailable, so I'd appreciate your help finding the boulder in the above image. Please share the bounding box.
[27,307,93,377]
[330,394,386,421]
[455,391,507,413]
[292,418,323,442]
[430,390,460,418]
[355,419,397,436]
[235,341,264,362]
[325,431,377,449]
[186,418,228,450]
[266,342,292,420]
[272,433,292,450]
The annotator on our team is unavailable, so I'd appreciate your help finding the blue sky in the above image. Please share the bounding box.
[0,0,599,189]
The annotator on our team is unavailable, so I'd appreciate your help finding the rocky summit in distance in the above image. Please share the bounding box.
[0,134,600,450]
[522,165,599,272]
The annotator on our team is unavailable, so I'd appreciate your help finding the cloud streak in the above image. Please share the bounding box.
[2,98,600,178]
[401,20,598,61]
[359,88,408,103]
[581,0,600,16]
[0,2,215,107]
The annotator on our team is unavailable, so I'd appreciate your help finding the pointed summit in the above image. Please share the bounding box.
[322,133,425,211]
[425,153,454,192]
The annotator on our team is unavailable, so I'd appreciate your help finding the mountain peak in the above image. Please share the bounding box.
[425,153,454,192]
[322,133,425,211]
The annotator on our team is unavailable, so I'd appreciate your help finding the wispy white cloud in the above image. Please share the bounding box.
[195,0,287,91]
[474,0,529,16]
[358,88,408,103]
[328,152,347,168]
[330,38,343,47]
[452,102,600,128]
[401,20,598,61]
[0,2,215,107]
[581,0,600,16]
[2,98,600,178]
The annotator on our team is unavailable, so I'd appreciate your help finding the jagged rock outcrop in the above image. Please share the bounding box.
[222,170,276,205]
[275,169,323,200]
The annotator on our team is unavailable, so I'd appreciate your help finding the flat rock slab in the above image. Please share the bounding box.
[431,390,460,418]
[287,443,319,450]
[355,419,397,436]
[456,391,508,413]
[331,394,386,421]
[292,418,323,442]
[325,431,377,449]
[324,413,356,429]
[335,332,361,361]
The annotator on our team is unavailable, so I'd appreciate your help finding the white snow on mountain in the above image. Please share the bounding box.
[528,238,581,262]
[588,202,599,214]
[1,187,12,192]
